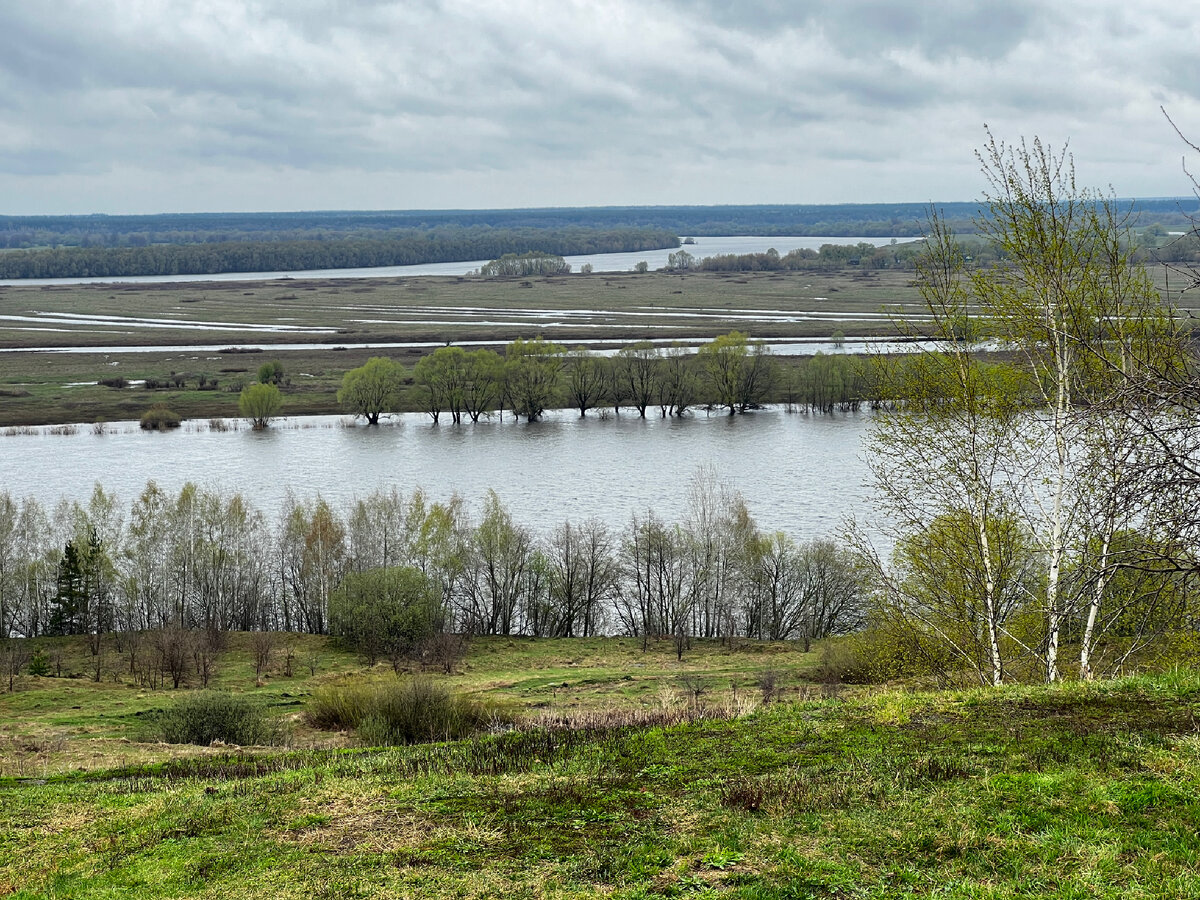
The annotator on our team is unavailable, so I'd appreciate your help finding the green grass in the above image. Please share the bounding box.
[2,635,1199,897]
[1,665,1198,898]
[0,634,825,777]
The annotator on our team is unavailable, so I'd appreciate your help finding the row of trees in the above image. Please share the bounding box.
[478,252,572,277]
[696,242,927,272]
[859,133,1200,686]
[0,476,865,657]
[342,333,820,425]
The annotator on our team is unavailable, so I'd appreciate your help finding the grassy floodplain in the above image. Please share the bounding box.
[1,264,1194,428]
[0,268,934,427]
[1,636,1198,898]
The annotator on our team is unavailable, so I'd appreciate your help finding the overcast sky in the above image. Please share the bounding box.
[2,0,1198,215]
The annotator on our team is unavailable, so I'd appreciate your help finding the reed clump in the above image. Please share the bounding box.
[305,677,510,746]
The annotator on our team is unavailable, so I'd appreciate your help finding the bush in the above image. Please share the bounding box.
[139,403,181,430]
[156,690,284,746]
[328,566,443,666]
[305,677,508,746]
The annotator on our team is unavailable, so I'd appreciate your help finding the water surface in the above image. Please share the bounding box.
[2,407,875,539]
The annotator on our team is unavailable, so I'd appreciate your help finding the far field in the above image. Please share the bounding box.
[0,268,929,426]
[0,264,1193,428]
[0,633,819,778]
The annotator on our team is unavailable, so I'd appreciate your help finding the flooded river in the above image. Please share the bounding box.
[1,406,876,539]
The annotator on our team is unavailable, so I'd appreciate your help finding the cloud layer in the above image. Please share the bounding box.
[2,0,1197,213]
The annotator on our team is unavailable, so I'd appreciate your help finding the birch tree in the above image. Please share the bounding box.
[973,132,1181,681]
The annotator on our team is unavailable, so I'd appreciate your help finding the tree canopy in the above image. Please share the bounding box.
[338,357,403,425]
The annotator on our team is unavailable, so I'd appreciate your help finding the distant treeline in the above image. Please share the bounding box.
[0,205,951,248]
[689,228,1200,274]
[3,200,1196,252]
[693,242,927,272]
[0,227,678,279]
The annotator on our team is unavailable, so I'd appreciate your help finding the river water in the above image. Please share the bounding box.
[0,235,909,286]
[0,407,876,540]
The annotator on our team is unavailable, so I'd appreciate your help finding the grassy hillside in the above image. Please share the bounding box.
[1,637,1198,898]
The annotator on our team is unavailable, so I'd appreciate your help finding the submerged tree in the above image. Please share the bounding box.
[339,356,403,425]
[239,383,283,430]
[504,337,565,422]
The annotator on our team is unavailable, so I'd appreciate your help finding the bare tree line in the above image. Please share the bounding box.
[0,471,865,652]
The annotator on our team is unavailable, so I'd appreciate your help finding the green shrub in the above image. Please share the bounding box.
[328,566,444,667]
[26,650,50,677]
[818,628,956,685]
[305,677,508,746]
[139,403,181,430]
[156,691,284,746]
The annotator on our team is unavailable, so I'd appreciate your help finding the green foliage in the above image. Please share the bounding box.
[328,566,443,665]
[697,331,775,414]
[26,650,49,677]
[306,676,508,746]
[256,360,284,385]
[155,690,284,746]
[238,382,282,429]
[338,356,403,425]
[818,627,954,685]
[504,337,566,421]
[481,252,570,277]
[788,352,868,412]
[138,402,181,430]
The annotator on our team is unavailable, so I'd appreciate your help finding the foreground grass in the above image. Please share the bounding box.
[0,634,822,777]
[2,667,1198,898]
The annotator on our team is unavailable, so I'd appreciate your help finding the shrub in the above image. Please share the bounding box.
[27,650,50,677]
[817,627,965,686]
[328,566,443,666]
[139,403,181,430]
[305,677,508,746]
[156,690,284,746]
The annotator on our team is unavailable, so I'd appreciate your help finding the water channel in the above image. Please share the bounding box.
[0,235,912,287]
[0,407,877,540]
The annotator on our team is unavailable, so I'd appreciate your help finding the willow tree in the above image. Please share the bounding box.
[504,337,565,422]
[698,331,774,414]
[340,356,404,425]
[239,383,283,430]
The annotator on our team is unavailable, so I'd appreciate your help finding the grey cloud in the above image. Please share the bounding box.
[0,0,1193,213]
